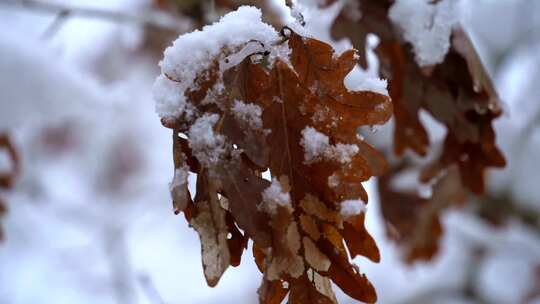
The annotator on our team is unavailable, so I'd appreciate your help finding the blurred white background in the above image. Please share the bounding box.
[0,1,539,303]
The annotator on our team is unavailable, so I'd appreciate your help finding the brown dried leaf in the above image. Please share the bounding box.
[258,278,289,304]
[378,164,465,262]
[342,213,380,262]
[171,131,192,214]
[299,214,321,241]
[289,273,337,304]
[325,0,506,262]
[252,30,389,302]
[318,236,377,303]
[0,134,19,189]
[0,133,19,242]
[330,0,505,195]
[191,171,231,287]
[253,243,267,273]
[225,211,247,267]
[303,237,331,272]
[265,205,304,281]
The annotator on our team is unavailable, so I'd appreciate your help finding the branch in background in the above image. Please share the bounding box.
[1,0,192,33]
[138,273,166,304]
[104,226,136,304]
[475,193,540,236]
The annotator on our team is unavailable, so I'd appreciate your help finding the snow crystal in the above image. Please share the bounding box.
[340,199,366,218]
[300,127,359,164]
[231,100,263,130]
[301,126,330,163]
[333,143,360,163]
[187,114,226,166]
[262,179,292,214]
[389,0,459,67]
[154,6,280,119]
[328,174,340,188]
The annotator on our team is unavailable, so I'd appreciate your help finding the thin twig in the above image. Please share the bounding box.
[40,10,70,39]
[138,273,166,304]
[1,0,191,33]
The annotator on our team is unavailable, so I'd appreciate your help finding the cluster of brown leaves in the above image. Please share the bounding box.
[160,29,392,303]
[0,133,19,241]
[324,0,506,261]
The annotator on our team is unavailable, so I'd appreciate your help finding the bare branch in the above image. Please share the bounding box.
[1,0,191,33]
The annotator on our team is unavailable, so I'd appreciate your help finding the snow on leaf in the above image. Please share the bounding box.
[300,127,360,164]
[187,114,227,167]
[262,178,293,215]
[389,0,459,67]
[154,6,280,120]
[231,99,264,130]
[340,199,366,219]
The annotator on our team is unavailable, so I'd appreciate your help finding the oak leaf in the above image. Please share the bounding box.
[157,25,392,303]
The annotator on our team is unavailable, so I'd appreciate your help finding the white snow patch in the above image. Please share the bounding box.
[340,199,366,218]
[154,6,280,118]
[389,0,459,67]
[262,179,292,214]
[231,100,263,130]
[187,114,226,166]
[153,75,191,119]
[300,127,359,164]
[345,66,389,96]
[301,126,332,163]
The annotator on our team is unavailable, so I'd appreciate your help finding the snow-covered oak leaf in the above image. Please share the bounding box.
[0,133,19,242]
[154,6,392,303]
